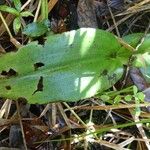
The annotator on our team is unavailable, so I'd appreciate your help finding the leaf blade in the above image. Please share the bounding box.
[13,17,21,34]
[0,28,131,104]
[0,5,19,16]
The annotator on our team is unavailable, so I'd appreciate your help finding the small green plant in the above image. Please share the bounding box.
[124,86,145,102]
[100,85,145,105]
[130,86,145,116]
[23,19,50,37]
[23,0,50,37]
[0,0,33,34]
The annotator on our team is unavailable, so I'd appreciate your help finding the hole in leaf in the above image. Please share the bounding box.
[108,73,117,81]
[34,62,45,70]
[5,85,11,90]
[107,73,117,86]
[100,69,108,76]
[1,68,18,77]
[32,76,43,95]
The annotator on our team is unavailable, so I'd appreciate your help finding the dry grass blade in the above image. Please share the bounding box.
[108,6,120,37]
[127,0,150,11]
[140,112,150,118]
[66,103,150,111]
[34,0,42,22]
[0,12,22,48]
[57,103,71,128]
[63,102,87,128]
[119,4,150,16]
[95,139,130,150]
[21,0,32,11]
[0,147,20,150]
[0,112,19,134]
[0,14,15,37]
[103,110,117,125]
[107,14,133,31]
[38,104,50,118]
[0,118,18,127]
[51,103,57,126]
[108,0,150,32]
[118,136,135,148]
[129,107,150,149]
[0,99,12,119]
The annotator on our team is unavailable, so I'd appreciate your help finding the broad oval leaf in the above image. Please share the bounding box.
[0,28,131,104]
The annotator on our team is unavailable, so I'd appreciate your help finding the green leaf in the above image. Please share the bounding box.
[114,95,121,103]
[23,22,49,37]
[0,5,19,16]
[136,92,145,102]
[123,33,144,49]
[133,86,138,95]
[140,66,150,83]
[0,28,131,104]
[13,0,21,11]
[13,17,21,34]
[124,95,132,102]
[123,33,150,83]
[100,95,110,101]
[123,33,150,68]
[42,19,50,28]
[123,33,150,54]
[20,11,34,17]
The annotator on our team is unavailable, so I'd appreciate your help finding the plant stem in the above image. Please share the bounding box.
[41,0,48,20]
